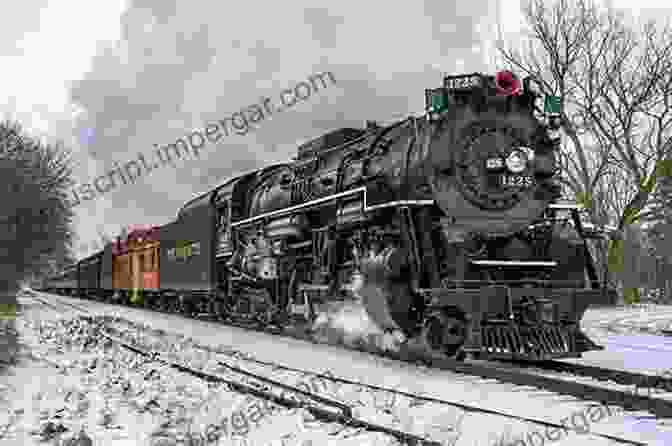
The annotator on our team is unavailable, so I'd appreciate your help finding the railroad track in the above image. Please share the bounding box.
[503,359,672,401]
[29,290,672,443]
[37,291,672,409]
[23,292,449,445]
[102,293,672,413]
[26,291,653,445]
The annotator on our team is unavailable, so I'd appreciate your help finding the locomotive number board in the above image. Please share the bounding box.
[444,74,482,91]
[500,174,534,188]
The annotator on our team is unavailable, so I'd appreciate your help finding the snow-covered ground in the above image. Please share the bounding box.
[565,304,672,445]
[582,304,672,337]
[6,296,414,446]
[570,304,672,374]
[10,291,672,445]
[16,292,672,445]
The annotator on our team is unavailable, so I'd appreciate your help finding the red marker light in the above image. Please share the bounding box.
[495,70,522,96]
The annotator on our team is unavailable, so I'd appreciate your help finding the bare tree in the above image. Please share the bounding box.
[0,121,75,285]
[499,0,672,302]
[0,120,75,367]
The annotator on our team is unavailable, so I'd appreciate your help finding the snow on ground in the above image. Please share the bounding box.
[98,313,642,446]
[101,314,466,445]
[581,304,672,337]
[28,292,669,446]
[571,304,672,374]
[567,304,672,445]
[8,296,415,446]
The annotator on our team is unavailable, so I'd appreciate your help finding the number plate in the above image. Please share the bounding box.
[445,75,481,91]
[500,175,534,187]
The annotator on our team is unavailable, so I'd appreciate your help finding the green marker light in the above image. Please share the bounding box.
[432,92,448,112]
[544,96,562,114]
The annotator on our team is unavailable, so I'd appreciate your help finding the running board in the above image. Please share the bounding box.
[470,260,558,268]
[548,203,584,210]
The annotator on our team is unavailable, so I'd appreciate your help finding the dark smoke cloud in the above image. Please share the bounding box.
[68,0,495,255]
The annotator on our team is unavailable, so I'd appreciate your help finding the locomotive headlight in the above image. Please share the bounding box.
[505,150,527,173]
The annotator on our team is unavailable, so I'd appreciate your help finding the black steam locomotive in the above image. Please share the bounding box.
[42,71,615,361]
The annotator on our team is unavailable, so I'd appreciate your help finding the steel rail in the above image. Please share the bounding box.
[523,360,672,397]
[27,293,443,446]
[34,291,660,444]
[36,291,672,421]
[98,315,649,446]
[215,357,353,418]
[211,354,646,445]
[102,314,650,445]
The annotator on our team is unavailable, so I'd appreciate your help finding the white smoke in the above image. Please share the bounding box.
[67,0,496,247]
[310,271,408,354]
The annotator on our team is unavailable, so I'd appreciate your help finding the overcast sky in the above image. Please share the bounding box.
[1,0,669,258]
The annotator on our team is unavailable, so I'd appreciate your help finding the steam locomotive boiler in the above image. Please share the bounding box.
[43,70,615,362]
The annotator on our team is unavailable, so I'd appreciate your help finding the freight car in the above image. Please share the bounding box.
[42,70,616,361]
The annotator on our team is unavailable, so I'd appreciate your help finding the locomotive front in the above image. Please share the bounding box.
[427,71,560,239]
[360,71,614,361]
